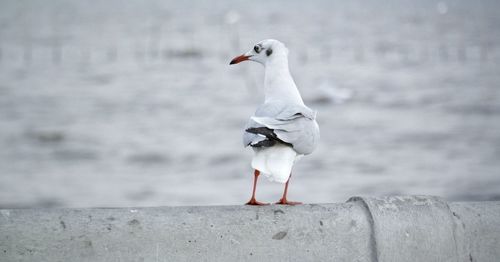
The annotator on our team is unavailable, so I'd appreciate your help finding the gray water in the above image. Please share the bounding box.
[1,0,500,207]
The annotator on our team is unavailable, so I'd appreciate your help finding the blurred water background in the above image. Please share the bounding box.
[1,0,500,208]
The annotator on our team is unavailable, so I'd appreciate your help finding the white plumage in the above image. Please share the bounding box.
[230,39,319,205]
[251,144,300,183]
[237,39,319,183]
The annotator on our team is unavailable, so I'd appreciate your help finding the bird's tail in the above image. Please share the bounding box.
[251,144,297,183]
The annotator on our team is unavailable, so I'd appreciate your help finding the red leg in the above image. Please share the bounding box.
[245,170,269,205]
[276,174,302,205]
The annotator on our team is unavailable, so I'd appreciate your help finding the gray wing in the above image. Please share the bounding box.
[243,102,320,155]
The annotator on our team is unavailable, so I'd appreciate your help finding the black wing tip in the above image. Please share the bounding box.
[250,139,277,148]
[245,127,294,148]
[245,127,275,136]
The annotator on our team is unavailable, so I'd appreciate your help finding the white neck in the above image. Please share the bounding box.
[263,52,304,105]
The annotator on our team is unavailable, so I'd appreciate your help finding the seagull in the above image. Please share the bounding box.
[230,39,320,205]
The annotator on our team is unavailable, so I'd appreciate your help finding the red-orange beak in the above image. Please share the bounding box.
[229,54,251,65]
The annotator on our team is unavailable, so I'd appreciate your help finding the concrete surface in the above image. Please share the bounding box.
[0,196,499,262]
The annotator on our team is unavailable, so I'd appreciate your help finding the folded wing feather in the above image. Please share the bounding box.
[243,101,320,155]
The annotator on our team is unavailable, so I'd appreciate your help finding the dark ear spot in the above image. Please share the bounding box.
[266,48,273,56]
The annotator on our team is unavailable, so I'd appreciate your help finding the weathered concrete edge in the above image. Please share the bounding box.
[1,196,499,262]
[348,196,500,262]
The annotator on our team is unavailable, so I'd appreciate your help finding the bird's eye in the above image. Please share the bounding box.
[254,45,261,53]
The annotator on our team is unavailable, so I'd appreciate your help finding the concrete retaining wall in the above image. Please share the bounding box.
[0,196,499,262]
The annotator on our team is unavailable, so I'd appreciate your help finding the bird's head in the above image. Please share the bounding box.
[229,39,289,66]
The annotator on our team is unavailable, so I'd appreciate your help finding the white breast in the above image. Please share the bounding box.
[251,143,301,183]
